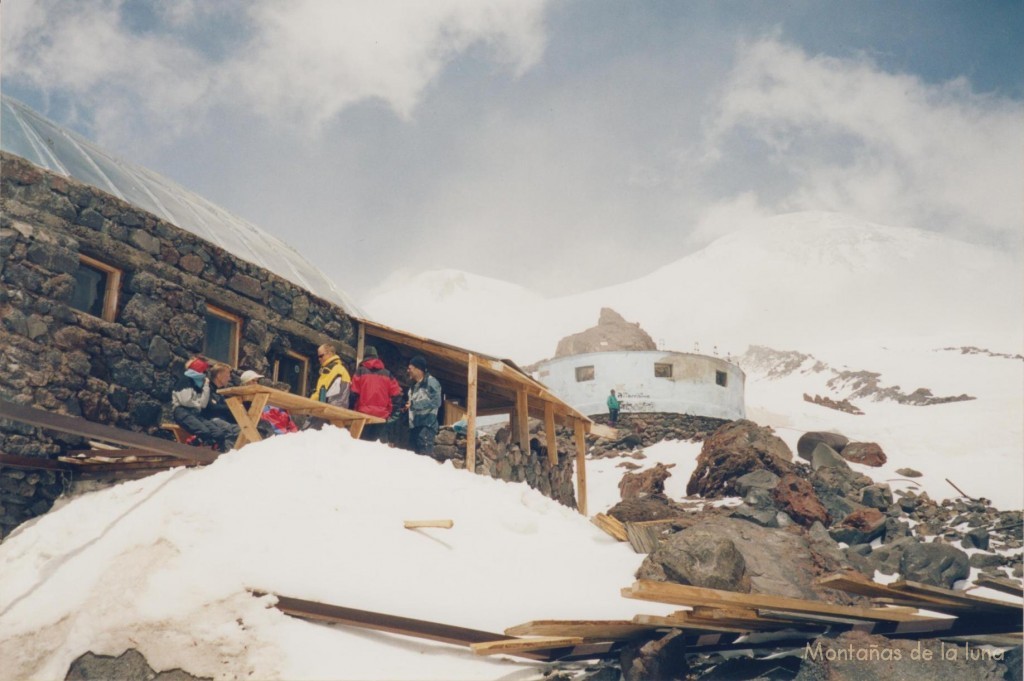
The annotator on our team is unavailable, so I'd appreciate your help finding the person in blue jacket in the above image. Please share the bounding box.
[404,355,442,457]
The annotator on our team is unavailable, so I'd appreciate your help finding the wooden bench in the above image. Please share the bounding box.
[160,422,191,444]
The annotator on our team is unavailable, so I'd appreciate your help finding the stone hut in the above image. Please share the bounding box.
[0,97,592,537]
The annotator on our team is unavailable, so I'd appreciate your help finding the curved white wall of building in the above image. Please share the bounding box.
[534,351,745,420]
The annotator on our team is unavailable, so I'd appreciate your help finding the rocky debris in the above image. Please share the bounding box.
[618,462,674,500]
[841,442,887,467]
[637,516,856,602]
[941,345,1024,361]
[587,413,730,458]
[636,525,749,592]
[829,507,886,545]
[797,431,849,461]
[803,393,864,415]
[739,346,977,406]
[607,494,694,523]
[65,649,210,681]
[554,308,657,358]
[687,420,794,498]
[899,541,970,588]
[690,656,801,680]
[810,443,849,471]
[773,475,831,528]
[619,629,688,681]
[895,467,922,477]
[795,631,1010,680]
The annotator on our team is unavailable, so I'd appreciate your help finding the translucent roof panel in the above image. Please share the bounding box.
[1,96,366,317]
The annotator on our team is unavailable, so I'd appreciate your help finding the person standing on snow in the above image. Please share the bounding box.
[607,389,621,426]
[405,354,442,457]
[350,346,402,442]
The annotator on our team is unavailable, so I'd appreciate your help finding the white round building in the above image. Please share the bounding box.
[534,350,746,421]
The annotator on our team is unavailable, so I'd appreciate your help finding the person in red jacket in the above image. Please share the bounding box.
[349,346,402,442]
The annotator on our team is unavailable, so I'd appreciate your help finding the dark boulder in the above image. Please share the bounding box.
[797,431,849,461]
[687,420,794,498]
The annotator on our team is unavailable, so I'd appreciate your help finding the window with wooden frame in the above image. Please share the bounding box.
[273,349,310,395]
[203,305,241,366]
[654,362,673,378]
[575,365,595,382]
[70,255,121,322]
[715,370,728,387]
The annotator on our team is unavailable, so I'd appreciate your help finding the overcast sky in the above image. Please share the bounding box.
[3,0,1022,301]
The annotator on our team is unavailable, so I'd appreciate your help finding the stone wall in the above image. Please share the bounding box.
[1,152,363,536]
[433,422,579,508]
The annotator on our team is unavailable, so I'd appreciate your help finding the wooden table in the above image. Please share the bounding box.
[218,384,384,449]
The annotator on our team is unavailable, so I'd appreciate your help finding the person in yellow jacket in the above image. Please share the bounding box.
[311,343,351,407]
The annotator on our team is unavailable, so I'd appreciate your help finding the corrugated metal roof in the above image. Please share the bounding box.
[1,96,365,317]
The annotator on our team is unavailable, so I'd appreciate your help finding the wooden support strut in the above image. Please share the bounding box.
[574,418,588,516]
[466,354,478,474]
[515,388,530,456]
[544,402,557,466]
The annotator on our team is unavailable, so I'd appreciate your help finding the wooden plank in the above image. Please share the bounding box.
[632,613,759,634]
[68,448,175,460]
[471,636,584,656]
[574,418,587,516]
[590,513,628,542]
[624,522,665,554]
[259,593,552,661]
[889,580,1023,613]
[589,423,617,440]
[623,580,936,623]
[466,354,478,474]
[973,576,1024,597]
[815,573,972,611]
[504,620,657,640]
[0,398,218,464]
[0,451,72,471]
[403,519,454,529]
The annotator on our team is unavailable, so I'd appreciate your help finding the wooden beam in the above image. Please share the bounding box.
[259,593,550,660]
[504,620,657,640]
[356,322,365,364]
[973,576,1024,597]
[466,354,478,475]
[471,636,584,656]
[403,519,454,529]
[816,573,1020,614]
[574,418,588,516]
[515,388,530,456]
[623,580,937,623]
[0,398,218,464]
[544,402,557,466]
[590,513,627,541]
[0,451,72,471]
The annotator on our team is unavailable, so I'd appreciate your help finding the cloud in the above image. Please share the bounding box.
[1,0,549,146]
[701,38,1024,249]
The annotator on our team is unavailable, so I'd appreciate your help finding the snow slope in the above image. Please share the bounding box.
[0,428,677,681]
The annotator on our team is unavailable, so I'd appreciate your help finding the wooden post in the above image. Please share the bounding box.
[515,388,530,456]
[574,418,588,516]
[544,402,557,466]
[466,354,478,474]
[356,323,365,364]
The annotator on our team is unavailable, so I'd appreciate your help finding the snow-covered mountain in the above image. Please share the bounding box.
[366,211,1023,363]
[367,212,1023,508]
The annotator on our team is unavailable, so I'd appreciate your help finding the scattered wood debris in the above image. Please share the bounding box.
[403,519,454,529]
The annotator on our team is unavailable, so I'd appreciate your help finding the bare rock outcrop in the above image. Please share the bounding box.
[686,420,795,498]
[554,308,656,357]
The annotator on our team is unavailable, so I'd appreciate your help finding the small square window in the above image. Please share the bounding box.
[274,350,310,395]
[654,363,673,378]
[70,255,121,322]
[575,365,595,382]
[715,370,728,387]
[204,305,241,366]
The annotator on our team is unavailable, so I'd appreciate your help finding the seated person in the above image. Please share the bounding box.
[240,369,298,436]
[170,358,238,451]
